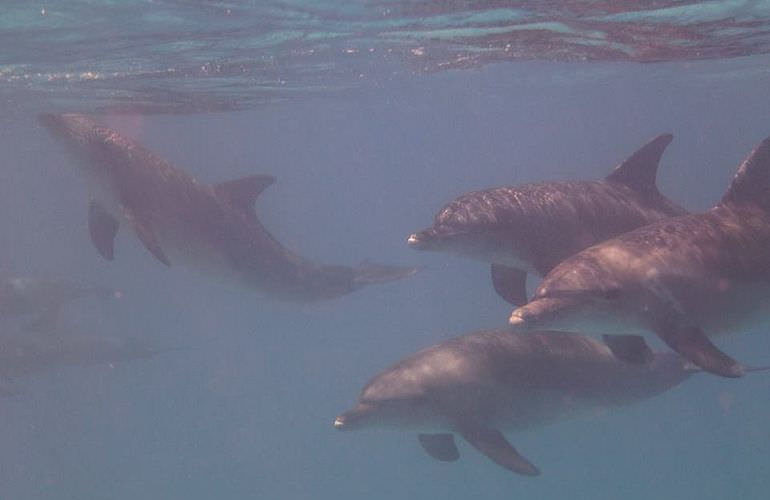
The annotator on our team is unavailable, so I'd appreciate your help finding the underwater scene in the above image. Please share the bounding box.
[2,1,770,498]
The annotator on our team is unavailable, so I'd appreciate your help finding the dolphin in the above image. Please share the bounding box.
[38,113,417,302]
[509,135,770,378]
[0,275,120,332]
[407,134,686,305]
[0,332,160,392]
[334,330,700,477]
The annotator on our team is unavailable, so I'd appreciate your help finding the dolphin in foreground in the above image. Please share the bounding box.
[0,275,120,332]
[38,113,417,302]
[335,330,703,477]
[510,135,770,378]
[407,134,686,305]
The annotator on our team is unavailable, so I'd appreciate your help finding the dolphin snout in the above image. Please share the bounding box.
[333,416,346,430]
[509,296,580,332]
[407,231,430,249]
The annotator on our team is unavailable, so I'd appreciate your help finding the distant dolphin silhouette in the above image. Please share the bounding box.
[39,113,417,302]
[408,134,686,305]
[0,275,120,332]
[335,330,704,476]
[510,135,770,377]
[0,332,160,395]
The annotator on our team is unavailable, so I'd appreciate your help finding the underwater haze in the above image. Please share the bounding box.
[1,1,770,499]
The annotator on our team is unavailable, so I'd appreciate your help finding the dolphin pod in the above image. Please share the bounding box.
[27,112,770,478]
[510,135,770,378]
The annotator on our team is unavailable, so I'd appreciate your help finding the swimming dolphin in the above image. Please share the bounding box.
[0,275,120,332]
[509,135,770,378]
[334,330,699,476]
[407,134,686,305]
[0,332,159,385]
[38,113,417,302]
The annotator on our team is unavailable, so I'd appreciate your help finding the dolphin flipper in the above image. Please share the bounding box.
[602,334,654,364]
[88,201,119,261]
[459,426,540,476]
[418,433,460,462]
[491,265,528,306]
[124,212,171,267]
[659,326,744,378]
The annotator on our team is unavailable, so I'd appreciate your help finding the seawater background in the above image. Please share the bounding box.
[1,26,770,500]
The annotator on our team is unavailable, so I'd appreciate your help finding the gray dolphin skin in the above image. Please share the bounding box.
[0,275,120,332]
[38,113,417,302]
[334,330,695,476]
[407,134,686,305]
[509,135,770,378]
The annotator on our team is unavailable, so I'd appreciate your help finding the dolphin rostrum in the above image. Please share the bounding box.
[0,275,120,332]
[510,135,770,378]
[38,113,417,302]
[407,134,686,305]
[334,330,700,476]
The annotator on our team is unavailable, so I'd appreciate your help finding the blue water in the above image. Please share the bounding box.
[1,2,770,499]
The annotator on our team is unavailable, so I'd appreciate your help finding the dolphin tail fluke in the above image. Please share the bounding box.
[352,261,419,287]
[721,134,770,211]
[459,426,540,476]
[745,364,770,373]
[659,326,744,378]
[418,433,460,462]
[490,265,528,306]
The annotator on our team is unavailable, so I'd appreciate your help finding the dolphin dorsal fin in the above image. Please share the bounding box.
[214,175,276,213]
[720,135,770,211]
[605,133,673,197]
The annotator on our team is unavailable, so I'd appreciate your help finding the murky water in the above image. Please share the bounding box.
[1,2,769,499]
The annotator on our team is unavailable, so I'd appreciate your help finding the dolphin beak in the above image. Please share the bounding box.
[333,416,346,430]
[509,296,578,332]
[407,232,429,249]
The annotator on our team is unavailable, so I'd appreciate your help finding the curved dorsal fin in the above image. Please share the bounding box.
[214,175,276,213]
[720,135,770,211]
[605,133,673,197]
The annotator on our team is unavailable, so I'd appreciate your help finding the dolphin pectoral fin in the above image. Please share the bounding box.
[659,326,744,378]
[490,265,528,306]
[418,433,460,462]
[214,175,276,214]
[602,334,654,364]
[124,212,171,267]
[88,201,119,261]
[459,426,540,476]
